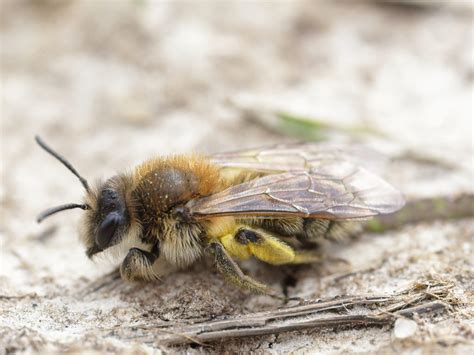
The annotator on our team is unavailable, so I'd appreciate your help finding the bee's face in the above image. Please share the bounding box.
[80,176,137,258]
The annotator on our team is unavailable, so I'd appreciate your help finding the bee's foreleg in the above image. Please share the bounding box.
[120,243,160,281]
[208,240,268,293]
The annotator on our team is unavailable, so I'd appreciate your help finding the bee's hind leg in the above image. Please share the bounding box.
[227,227,343,266]
[208,240,268,293]
[120,243,160,281]
[290,249,327,264]
[229,227,296,265]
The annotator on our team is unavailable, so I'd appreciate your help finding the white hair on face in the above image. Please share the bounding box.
[88,221,176,280]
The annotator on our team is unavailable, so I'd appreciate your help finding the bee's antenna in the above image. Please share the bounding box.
[35,135,90,192]
[37,203,89,223]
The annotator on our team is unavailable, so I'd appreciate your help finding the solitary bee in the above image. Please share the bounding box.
[36,137,404,293]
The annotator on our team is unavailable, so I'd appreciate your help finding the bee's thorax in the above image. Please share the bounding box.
[128,155,222,267]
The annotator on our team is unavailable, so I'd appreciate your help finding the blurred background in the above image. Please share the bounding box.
[0,1,473,353]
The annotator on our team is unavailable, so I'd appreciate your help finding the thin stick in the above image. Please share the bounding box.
[128,301,448,346]
[119,281,455,346]
[365,193,474,232]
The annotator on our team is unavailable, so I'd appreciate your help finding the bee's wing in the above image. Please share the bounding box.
[186,159,405,220]
[209,142,387,174]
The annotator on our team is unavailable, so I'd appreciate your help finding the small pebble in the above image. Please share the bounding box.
[393,318,418,339]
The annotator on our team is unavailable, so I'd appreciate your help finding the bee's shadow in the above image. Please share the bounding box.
[75,245,351,321]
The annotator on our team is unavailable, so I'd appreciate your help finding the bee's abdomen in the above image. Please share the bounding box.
[301,219,361,245]
[247,217,361,246]
[250,218,303,237]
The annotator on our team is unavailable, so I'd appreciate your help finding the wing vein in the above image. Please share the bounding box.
[191,143,404,219]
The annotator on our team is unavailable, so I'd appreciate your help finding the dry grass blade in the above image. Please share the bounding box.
[365,193,474,232]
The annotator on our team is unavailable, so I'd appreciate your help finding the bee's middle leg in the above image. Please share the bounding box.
[208,240,268,293]
[120,243,160,281]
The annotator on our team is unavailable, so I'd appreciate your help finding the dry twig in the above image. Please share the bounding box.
[117,280,456,346]
[366,193,474,232]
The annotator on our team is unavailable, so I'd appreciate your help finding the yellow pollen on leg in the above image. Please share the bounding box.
[220,234,252,260]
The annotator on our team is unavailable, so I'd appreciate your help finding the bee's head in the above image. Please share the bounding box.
[80,176,140,258]
[35,136,140,259]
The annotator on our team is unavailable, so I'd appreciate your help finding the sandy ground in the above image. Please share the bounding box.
[1,1,473,353]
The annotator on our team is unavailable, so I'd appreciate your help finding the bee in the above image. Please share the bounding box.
[36,136,404,293]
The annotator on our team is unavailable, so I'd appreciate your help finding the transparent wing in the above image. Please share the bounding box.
[187,159,405,220]
[209,142,387,174]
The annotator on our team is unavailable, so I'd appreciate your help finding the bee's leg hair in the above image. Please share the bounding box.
[208,240,268,293]
[120,243,160,281]
[230,227,295,265]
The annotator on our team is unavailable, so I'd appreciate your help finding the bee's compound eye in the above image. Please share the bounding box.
[96,212,121,249]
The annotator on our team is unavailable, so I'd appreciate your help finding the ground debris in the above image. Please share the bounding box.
[120,278,458,346]
[393,318,418,339]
